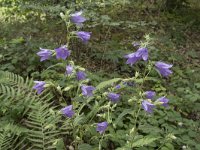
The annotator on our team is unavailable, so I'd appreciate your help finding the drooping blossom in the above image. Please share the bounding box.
[157,96,169,107]
[145,91,156,99]
[155,61,173,77]
[66,65,73,75]
[135,47,148,61]
[76,71,86,81]
[76,31,91,43]
[124,52,140,65]
[125,47,148,65]
[61,105,75,118]
[33,81,45,94]
[55,45,70,60]
[81,85,95,97]
[37,48,52,61]
[70,11,86,26]
[142,100,155,113]
[96,122,108,134]
[107,92,120,102]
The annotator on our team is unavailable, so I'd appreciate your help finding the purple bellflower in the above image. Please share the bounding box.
[37,48,52,61]
[157,96,169,107]
[155,61,173,77]
[76,71,86,81]
[61,105,75,118]
[115,84,121,89]
[70,11,86,26]
[81,85,95,97]
[96,122,108,134]
[76,31,91,43]
[142,100,155,113]
[135,47,148,61]
[33,81,45,94]
[145,91,156,99]
[66,65,73,75]
[125,47,148,65]
[55,45,70,60]
[107,92,120,102]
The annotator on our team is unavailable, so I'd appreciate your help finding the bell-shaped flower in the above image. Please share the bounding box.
[70,11,86,26]
[157,96,169,107]
[144,91,156,99]
[33,81,45,94]
[96,121,108,134]
[76,71,86,81]
[81,85,95,97]
[107,92,120,102]
[125,47,148,65]
[66,65,73,75]
[61,105,75,118]
[76,31,91,43]
[142,100,155,113]
[37,48,52,61]
[155,61,173,77]
[55,45,70,60]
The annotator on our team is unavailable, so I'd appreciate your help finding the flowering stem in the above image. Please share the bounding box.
[98,134,105,150]
[107,102,111,123]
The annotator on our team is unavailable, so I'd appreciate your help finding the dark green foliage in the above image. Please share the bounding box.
[0,0,200,149]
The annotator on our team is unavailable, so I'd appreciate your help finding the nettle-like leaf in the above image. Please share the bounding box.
[96,78,122,90]
[131,136,160,147]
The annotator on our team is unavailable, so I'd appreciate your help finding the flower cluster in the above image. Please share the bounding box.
[33,11,108,134]
[142,90,169,113]
[125,47,173,77]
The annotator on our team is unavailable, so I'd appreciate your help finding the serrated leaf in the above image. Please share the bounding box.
[78,143,93,150]
[96,78,121,90]
[132,136,160,147]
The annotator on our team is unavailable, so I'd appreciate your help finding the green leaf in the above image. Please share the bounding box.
[113,109,132,127]
[78,143,93,150]
[96,78,121,90]
[73,114,86,127]
[132,136,160,147]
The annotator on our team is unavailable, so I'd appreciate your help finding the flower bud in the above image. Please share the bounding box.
[63,87,71,91]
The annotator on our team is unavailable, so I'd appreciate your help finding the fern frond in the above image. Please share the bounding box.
[26,100,61,150]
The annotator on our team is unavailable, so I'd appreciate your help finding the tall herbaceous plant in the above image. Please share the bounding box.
[33,10,173,149]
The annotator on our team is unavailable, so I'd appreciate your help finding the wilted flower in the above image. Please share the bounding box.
[155,61,173,77]
[76,71,86,81]
[125,47,148,65]
[142,100,155,113]
[66,65,73,75]
[37,48,52,61]
[61,105,75,118]
[70,11,86,26]
[96,122,108,134]
[76,31,91,43]
[55,45,70,60]
[157,96,169,107]
[81,85,95,97]
[107,92,120,102]
[33,81,45,94]
[145,91,156,99]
